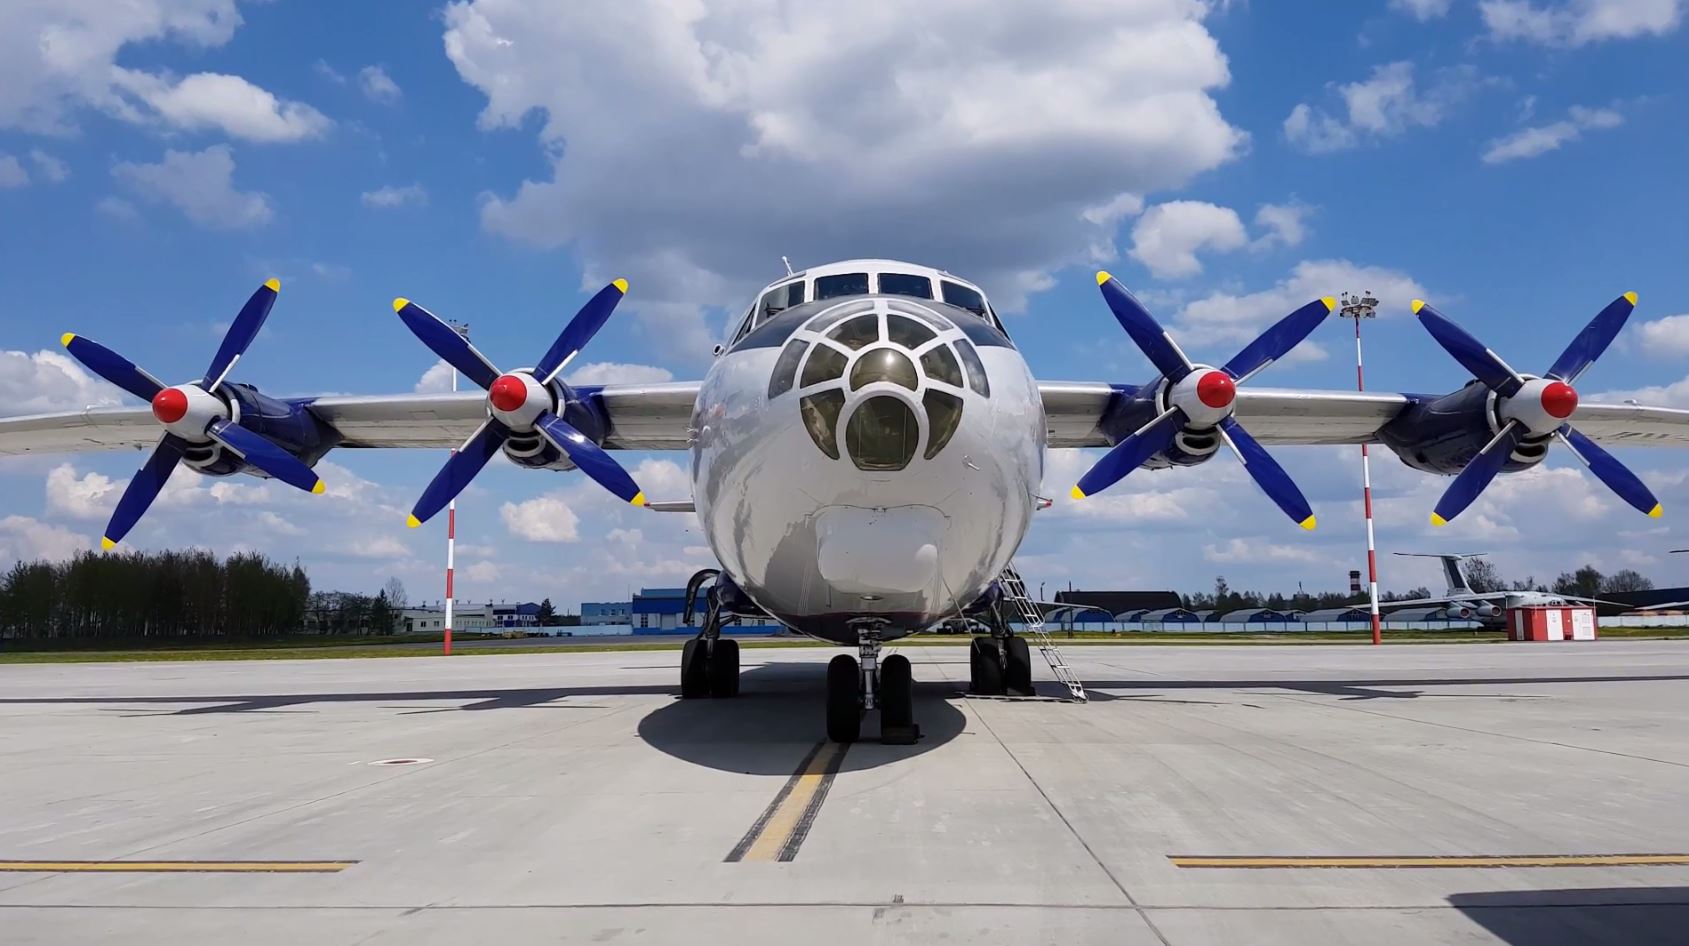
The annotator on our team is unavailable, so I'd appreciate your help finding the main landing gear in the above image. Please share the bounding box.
[678,568,739,699]
[825,620,919,745]
[967,600,1035,697]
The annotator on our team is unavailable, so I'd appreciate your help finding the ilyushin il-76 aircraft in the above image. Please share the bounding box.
[6,259,1687,742]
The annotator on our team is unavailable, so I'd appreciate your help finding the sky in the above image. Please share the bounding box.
[3,0,1689,609]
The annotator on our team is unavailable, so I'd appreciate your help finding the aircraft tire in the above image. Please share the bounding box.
[969,637,1005,695]
[880,654,913,729]
[826,654,862,743]
[1003,636,1034,696]
[709,638,740,697]
[681,638,710,698]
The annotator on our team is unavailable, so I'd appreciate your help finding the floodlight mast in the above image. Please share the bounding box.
[1340,292,1383,646]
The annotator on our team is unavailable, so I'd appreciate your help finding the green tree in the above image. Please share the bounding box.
[536,598,557,626]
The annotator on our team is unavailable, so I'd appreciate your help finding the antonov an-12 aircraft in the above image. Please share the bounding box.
[6,259,1686,742]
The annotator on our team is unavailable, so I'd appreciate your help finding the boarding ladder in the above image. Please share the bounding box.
[998,565,1087,702]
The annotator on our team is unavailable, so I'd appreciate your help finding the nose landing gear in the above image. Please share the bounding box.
[826,620,919,745]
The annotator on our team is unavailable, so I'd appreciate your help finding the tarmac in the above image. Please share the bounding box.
[4,639,1689,944]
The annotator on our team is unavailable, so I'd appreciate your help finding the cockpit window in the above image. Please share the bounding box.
[941,281,988,319]
[768,339,808,399]
[954,338,990,396]
[815,273,869,300]
[826,314,880,351]
[756,280,807,325]
[878,273,933,299]
[886,314,936,348]
[801,344,848,387]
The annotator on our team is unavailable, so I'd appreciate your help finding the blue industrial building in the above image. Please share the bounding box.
[580,601,632,626]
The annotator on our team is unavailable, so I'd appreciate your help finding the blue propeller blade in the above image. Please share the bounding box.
[534,412,645,506]
[208,419,325,494]
[1097,273,1192,382]
[535,280,629,383]
[1546,292,1637,384]
[101,436,186,550]
[407,419,511,527]
[1072,408,1184,500]
[1431,421,1526,526]
[1558,424,1662,518]
[1217,416,1316,530]
[60,334,165,402]
[1413,300,1526,397]
[1222,297,1336,382]
[203,279,280,390]
[394,298,502,390]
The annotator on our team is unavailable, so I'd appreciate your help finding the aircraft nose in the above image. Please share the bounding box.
[815,505,943,596]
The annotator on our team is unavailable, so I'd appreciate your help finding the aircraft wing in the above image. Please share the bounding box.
[1379,592,1502,610]
[1039,383,1689,449]
[0,382,702,457]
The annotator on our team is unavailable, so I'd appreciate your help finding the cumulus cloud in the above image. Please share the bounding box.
[30,149,68,183]
[358,65,402,104]
[109,70,331,142]
[415,360,457,393]
[45,464,119,519]
[1481,0,1684,46]
[1481,105,1623,163]
[0,515,90,564]
[1171,258,1428,352]
[1594,372,1689,407]
[113,145,272,229]
[442,0,1247,356]
[1204,537,1321,564]
[1627,313,1689,357]
[96,196,141,222]
[1251,202,1313,251]
[0,155,25,188]
[563,362,676,386]
[1284,62,1481,153]
[361,184,428,208]
[501,494,581,542]
[1128,201,1249,279]
[1391,0,1454,18]
[0,349,121,415]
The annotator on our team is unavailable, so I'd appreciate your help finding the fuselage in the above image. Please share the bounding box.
[691,260,1044,644]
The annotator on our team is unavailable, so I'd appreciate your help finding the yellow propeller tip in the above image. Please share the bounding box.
[405,514,422,529]
[1320,296,1337,312]
[1069,485,1087,501]
[1649,503,1663,518]
[311,480,326,495]
[1094,271,1112,286]
[1624,291,1639,305]
[630,491,646,507]
[100,537,116,552]
[263,278,280,292]
[392,297,410,313]
[1411,299,1427,315]
[1300,515,1317,531]
[612,278,629,294]
[60,332,76,348]
[1430,513,1447,527]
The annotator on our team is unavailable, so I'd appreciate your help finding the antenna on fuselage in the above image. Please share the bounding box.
[780,256,794,276]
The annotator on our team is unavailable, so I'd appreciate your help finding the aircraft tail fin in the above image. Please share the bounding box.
[1391,551,1488,596]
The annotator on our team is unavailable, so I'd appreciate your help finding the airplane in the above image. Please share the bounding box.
[6,258,1688,744]
[1382,552,1615,626]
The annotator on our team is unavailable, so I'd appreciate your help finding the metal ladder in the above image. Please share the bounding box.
[998,565,1087,702]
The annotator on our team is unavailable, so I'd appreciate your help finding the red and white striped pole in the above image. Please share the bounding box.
[1341,293,1383,645]
[443,320,470,656]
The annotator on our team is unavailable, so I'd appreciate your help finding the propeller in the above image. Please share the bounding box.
[1070,272,1334,529]
[395,279,645,528]
[1413,293,1659,525]
[59,279,324,550]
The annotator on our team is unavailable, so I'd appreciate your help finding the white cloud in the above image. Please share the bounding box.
[0,155,25,188]
[1251,202,1313,251]
[95,196,140,222]
[313,60,347,84]
[29,149,68,183]
[1391,0,1454,18]
[0,515,90,564]
[1204,537,1320,564]
[415,360,457,393]
[358,65,402,104]
[346,535,413,559]
[1284,62,1479,153]
[1172,258,1428,352]
[443,0,1246,357]
[1628,313,1689,357]
[1481,0,1684,45]
[0,349,121,415]
[501,494,580,542]
[361,184,428,209]
[1481,105,1623,163]
[563,362,675,386]
[1595,371,1689,407]
[45,464,119,519]
[109,69,331,142]
[1129,201,1248,279]
[113,145,272,230]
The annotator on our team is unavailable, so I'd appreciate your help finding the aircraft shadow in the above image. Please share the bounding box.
[1448,887,1689,945]
[1075,673,1689,701]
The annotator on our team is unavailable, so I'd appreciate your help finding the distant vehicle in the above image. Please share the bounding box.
[1384,553,1611,627]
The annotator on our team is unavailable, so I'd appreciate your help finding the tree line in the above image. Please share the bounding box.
[1182,559,1655,613]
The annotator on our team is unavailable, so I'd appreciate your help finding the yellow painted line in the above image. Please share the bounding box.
[1171,854,1689,869]
[0,860,356,873]
[729,741,846,863]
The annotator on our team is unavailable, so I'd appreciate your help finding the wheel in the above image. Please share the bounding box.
[969,637,1005,695]
[826,654,862,743]
[708,638,740,697]
[880,654,913,729]
[680,638,710,698]
[1003,636,1034,696]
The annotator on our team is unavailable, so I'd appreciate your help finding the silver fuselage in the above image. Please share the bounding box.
[691,292,1044,644]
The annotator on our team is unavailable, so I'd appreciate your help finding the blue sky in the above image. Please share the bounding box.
[4,0,1689,607]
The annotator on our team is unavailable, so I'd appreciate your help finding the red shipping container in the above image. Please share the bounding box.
[1507,606,1597,641]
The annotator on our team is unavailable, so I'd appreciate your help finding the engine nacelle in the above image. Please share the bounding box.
[499,378,613,471]
[1377,382,1550,475]
[180,384,339,478]
[1095,379,1223,471]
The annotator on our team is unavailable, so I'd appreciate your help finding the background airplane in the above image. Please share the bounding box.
[1383,551,1618,625]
